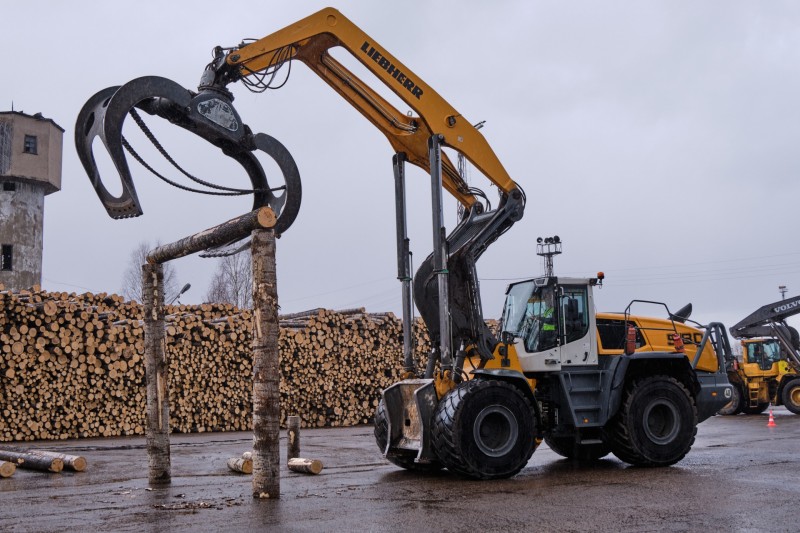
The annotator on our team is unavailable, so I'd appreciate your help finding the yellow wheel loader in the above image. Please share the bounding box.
[721,297,800,415]
[74,7,732,480]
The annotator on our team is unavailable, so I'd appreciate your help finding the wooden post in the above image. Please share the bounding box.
[287,415,300,462]
[251,228,280,499]
[143,263,171,484]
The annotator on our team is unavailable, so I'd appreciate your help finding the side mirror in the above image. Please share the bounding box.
[501,331,517,344]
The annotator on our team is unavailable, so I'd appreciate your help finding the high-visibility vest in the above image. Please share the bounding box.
[542,307,555,331]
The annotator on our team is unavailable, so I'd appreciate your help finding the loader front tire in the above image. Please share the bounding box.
[782,379,800,415]
[606,375,697,467]
[718,384,743,415]
[431,379,536,480]
[373,399,442,473]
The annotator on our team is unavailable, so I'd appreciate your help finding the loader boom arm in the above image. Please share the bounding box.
[218,7,519,207]
[212,8,526,365]
[730,295,800,371]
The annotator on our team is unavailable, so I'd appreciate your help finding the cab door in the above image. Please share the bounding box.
[558,285,597,367]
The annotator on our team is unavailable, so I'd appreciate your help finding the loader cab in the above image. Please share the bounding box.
[501,276,598,373]
[743,339,783,373]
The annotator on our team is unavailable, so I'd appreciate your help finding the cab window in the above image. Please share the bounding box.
[561,286,589,343]
[747,341,781,371]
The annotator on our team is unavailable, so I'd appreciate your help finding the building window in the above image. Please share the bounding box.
[23,135,37,154]
[2,182,16,191]
[1,245,12,271]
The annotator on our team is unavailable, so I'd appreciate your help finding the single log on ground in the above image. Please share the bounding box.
[0,450,63,472]
[227,456,253,474]
[30,450,87,472]
[287,457,323,475]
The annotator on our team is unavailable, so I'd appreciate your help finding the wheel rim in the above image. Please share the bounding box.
[643,400,680,445]
[791,386,800,406]
[473,405,518,457]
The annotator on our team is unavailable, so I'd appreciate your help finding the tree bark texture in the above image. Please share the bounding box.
[251,228,281,499]
[143,263,171,485]
[146,207,276,265]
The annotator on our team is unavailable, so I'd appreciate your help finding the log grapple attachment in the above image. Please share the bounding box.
[74,74,302,235]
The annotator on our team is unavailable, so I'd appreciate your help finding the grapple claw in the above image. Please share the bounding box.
[74,75,301,234]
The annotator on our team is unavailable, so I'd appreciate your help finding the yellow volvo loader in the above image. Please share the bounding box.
[720,297,800,415]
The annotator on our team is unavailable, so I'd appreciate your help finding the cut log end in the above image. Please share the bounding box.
[0,461,15,478]
[227,456,253,474]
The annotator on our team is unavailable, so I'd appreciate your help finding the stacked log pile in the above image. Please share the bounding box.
[0,285,445,442]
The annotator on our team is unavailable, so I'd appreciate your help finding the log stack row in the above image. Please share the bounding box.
[0,285,451,442]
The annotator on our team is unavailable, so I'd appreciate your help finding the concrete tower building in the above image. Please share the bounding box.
[0,111,63,290]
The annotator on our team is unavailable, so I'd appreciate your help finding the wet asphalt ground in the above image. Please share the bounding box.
[1,407,798,532]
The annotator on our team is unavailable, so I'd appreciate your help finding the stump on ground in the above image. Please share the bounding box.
[287,415,300,462]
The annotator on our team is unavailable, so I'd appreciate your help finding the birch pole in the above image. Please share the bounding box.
[251,228,281,498]
[143,263,171,484]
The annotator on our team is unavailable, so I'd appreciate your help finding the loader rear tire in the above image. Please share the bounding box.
[544,435,610,461]
[606,375,697,467]
[782,380,800,415]
[373,399,442,472]
[718,384,743,415]
[431,379,536,480]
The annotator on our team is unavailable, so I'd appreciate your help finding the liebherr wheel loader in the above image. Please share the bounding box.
[720,296,800,415]
[72,7,732,481]
[376,272,732,479]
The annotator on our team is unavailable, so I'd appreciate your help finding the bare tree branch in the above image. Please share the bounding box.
[121,241,181,303]
[205,249,252,309]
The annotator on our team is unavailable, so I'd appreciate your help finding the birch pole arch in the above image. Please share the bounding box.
[75,78,302,497]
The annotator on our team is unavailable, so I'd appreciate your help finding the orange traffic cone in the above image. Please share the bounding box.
[767,408,777,427]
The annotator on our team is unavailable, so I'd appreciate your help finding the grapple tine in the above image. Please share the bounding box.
[74,85,143,219]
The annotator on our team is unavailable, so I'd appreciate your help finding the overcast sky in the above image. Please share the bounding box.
[3,0,800,333]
